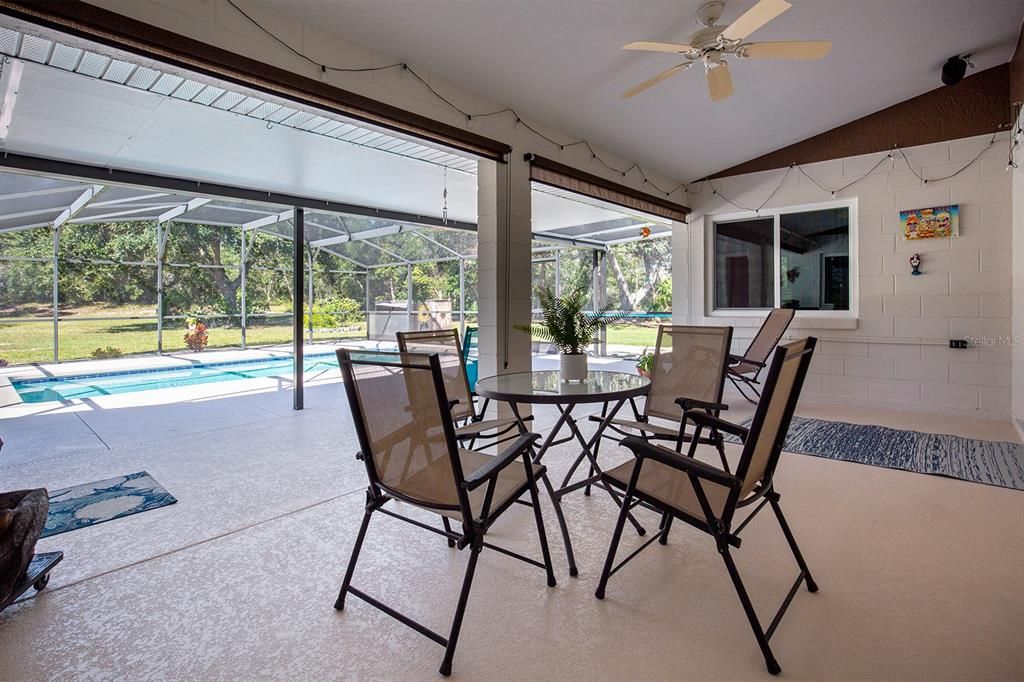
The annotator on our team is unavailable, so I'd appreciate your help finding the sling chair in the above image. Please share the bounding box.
[335,350,556,676]
[595,338,819,676]
[727,308,795,403]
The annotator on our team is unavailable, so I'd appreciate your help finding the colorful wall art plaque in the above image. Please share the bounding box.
[899,204,959,240]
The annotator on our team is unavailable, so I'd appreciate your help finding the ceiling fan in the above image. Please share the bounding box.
[621,0,831,102]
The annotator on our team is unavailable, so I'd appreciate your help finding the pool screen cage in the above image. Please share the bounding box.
[0,171,494,364]
[0,170,669,365]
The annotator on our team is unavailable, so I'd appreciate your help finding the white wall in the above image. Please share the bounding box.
[678,133,1014,420]
[1013,162,1024,436]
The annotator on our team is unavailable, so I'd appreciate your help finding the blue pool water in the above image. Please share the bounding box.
[13,353,341,403]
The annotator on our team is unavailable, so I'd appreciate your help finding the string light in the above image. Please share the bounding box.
[694,136,998,212]
[1007,102,1023,172]
[228,0,1017,204]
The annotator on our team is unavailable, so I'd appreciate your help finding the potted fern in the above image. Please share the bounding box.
[516,286,624,382]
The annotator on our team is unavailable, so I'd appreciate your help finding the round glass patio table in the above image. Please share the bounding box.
[475,370,650,576]
[475,370,650,405]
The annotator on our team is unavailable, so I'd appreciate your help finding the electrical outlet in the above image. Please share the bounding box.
[949,339,969,349]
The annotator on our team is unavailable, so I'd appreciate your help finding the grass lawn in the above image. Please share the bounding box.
[0,305,366,365]
[604,323,661,350]
[1,305,656,366]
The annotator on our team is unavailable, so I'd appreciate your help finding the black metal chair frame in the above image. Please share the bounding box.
[594,338,819,676]
[727,308,796,404]
[397,328,529,450]
[336,350,556,676]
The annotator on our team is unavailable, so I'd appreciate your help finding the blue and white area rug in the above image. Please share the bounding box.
[42,471,177,538]
[742,417,1024,491]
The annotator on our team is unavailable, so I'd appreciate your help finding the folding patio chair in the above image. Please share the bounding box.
[335,350,556,676]
[397,328,528,447]
[595,338,819,675]
[727,308,795,403]
[589,325,734,471]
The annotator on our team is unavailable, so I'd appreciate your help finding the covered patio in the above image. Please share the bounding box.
[1,1,1022,680]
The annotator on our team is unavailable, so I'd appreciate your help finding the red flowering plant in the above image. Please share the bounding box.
[184,316,209,352]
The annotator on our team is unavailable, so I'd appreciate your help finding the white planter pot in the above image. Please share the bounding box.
[560,353,588,382]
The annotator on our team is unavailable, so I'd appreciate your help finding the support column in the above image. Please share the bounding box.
[156,221,167,354]
[307,246,315,343]
[593,250,608,356]
[293,207,304,411]
[458,257,466,334]
[240,226,247,350]
[406,263,414,332]
[477,154,533,415]
[554,249,561,297]
[51,225,59,363]
[670,218,691,326]
[364,271,371,340]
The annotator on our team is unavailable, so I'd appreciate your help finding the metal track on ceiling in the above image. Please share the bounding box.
[0,26,479,175]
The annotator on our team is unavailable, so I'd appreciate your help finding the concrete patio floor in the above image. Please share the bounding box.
[0,354,1021,680]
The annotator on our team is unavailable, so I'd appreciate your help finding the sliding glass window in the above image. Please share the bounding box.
[712,202,852,313]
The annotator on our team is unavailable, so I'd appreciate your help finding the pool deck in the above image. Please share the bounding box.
[0,340,646,384]
[0,340,404,382]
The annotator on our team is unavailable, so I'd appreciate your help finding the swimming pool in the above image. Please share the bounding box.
[12,353,341,403]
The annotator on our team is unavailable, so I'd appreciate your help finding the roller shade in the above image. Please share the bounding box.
[526,154,688,222]
[0,0,512,161]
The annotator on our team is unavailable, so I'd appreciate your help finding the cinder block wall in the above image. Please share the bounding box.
[678,133,1013,419]
[1013,164,1024,436]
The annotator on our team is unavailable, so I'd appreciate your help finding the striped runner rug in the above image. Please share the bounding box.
[730,417,1024,491]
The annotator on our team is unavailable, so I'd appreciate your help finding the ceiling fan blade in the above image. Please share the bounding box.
[743,40,832,59]
[721,0,791,41]
[706,62,734,102]
[621,63,691,99]
[623,41,695,54]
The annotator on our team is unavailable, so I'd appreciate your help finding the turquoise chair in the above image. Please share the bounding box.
[462,326,479,393]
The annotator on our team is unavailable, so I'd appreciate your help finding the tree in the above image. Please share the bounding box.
[605,239,671,311]
[162,223,243,316]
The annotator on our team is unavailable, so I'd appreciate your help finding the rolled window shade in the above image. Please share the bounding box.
[526,154,688,222]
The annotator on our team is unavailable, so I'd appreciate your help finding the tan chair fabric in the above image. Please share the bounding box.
[732,308,795,376]
[454,417,521,438]
[397,330,475,421]
[603,418,680,438]
[604,455,732,518]
[347,354,463,508]
[645,325,732,421]
[738,338,808,498]
[438,449,540,522]
[606,338,814,523]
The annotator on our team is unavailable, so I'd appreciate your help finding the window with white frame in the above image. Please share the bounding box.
[712,203,852,313]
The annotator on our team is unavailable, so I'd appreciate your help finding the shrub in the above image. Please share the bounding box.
[304,296,362,329]
[635,348,654,376]
[184,321,209,352]
[652,278,672,312]
[90,346,123,360]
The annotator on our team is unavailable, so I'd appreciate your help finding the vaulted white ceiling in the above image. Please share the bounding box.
[263,0,1023,181]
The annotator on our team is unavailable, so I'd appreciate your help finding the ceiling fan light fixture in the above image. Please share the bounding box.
[704,51,725,70]
[695,1,726,27]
